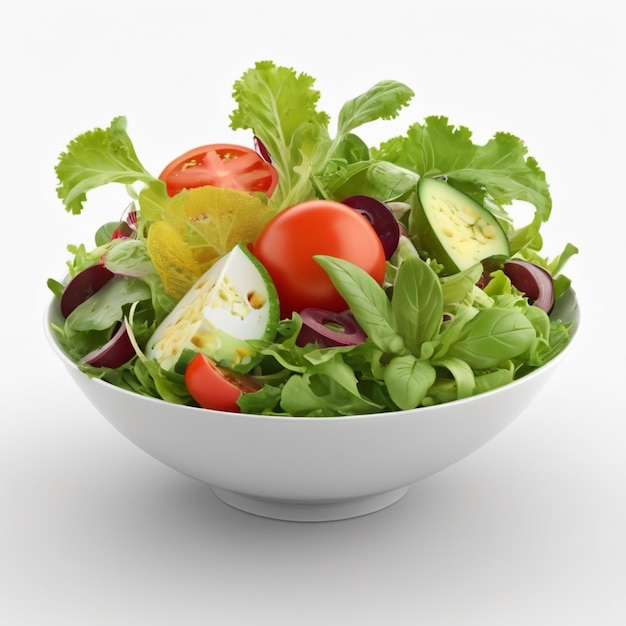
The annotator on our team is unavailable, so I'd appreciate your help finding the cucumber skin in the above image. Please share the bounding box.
[410,177,510,275]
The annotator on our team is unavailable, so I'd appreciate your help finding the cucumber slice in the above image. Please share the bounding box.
[145,243,279,371]
[412,177,509,274]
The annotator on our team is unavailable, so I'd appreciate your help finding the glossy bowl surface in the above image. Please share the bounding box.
[44,290,580,521]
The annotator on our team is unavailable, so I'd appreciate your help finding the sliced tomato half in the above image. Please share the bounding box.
[184,353,260,412]
[159,143,279,197]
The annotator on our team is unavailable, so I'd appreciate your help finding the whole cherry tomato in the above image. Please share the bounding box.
[252,199,386,317]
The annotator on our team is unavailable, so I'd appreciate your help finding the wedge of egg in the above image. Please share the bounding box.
[145,243,279,371]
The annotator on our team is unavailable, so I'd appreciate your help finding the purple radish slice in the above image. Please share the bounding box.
[341,195,401,259]
[297,308,367,348]
[60,263,115,318]
[80,321,136,368]
[503,259,555,313]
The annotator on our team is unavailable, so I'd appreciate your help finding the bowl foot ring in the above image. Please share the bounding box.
[211,485,410,522]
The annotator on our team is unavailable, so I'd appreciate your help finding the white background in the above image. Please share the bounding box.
[2,1,624,624]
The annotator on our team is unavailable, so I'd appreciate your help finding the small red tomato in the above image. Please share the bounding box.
[253,200,386,318]
[185,353,260,412]
[159,143,278,197]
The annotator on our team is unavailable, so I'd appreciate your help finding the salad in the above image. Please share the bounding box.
[47,60,578,417]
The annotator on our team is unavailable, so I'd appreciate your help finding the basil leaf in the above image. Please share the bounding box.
[431,356,475,400]
[445,307,536,369]
[314,255,406,354]
[391,257,443,354]
[383,355,436,410]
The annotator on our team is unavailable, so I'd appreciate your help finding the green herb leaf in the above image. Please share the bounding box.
[65,277,151,332]
[55,116,166,215]
[373,115,552,254]
[230,60,329,210]
[335,80,414,137]
[279,354,382,417]
[391,256,443,353]
[445,307,537,369]
[383,355,436,410]
[314,255,406,354]
[230,62,415,210]
[431,356,476,400]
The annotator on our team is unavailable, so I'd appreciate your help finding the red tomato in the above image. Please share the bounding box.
[185,353,260,412]
[252,200,386,317]
[159,143,278,197]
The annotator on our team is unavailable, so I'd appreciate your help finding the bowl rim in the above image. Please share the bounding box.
[43,286,581,422]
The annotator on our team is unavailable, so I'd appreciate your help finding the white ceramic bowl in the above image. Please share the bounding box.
[44,289,580,522]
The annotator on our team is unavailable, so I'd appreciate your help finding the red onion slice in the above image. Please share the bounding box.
[341,195,400,259]
[297,308,367,348]
[80,321,136,368]
[503,259,555,314]
[60,263,115,318]
[253,136,273,164]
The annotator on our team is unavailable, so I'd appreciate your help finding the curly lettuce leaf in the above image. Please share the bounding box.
[55,115,167,215]
[229,60,414,211]
[230,61,329,210]
[373,116,552,255]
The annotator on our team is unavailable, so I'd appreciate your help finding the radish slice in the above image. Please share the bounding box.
[80,321,136,368]
[60,263,115,318]
[297,308,367,348]
[503,259,555,314]
[341,195,400,259]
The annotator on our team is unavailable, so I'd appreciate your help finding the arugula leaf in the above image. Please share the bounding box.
[55,115,167,215]
[517,241,579,299]
[237,384,283,415]
[336,80,414,136]
[282,351,383,416]
[88,356,192,405]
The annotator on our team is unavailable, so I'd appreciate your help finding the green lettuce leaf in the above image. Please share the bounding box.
[55,115,167,215]
[230,61,329,210]
[373,115,552,255]
[229,60,414,211]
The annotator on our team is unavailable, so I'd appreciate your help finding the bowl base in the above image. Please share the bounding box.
[211,486,410,522]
